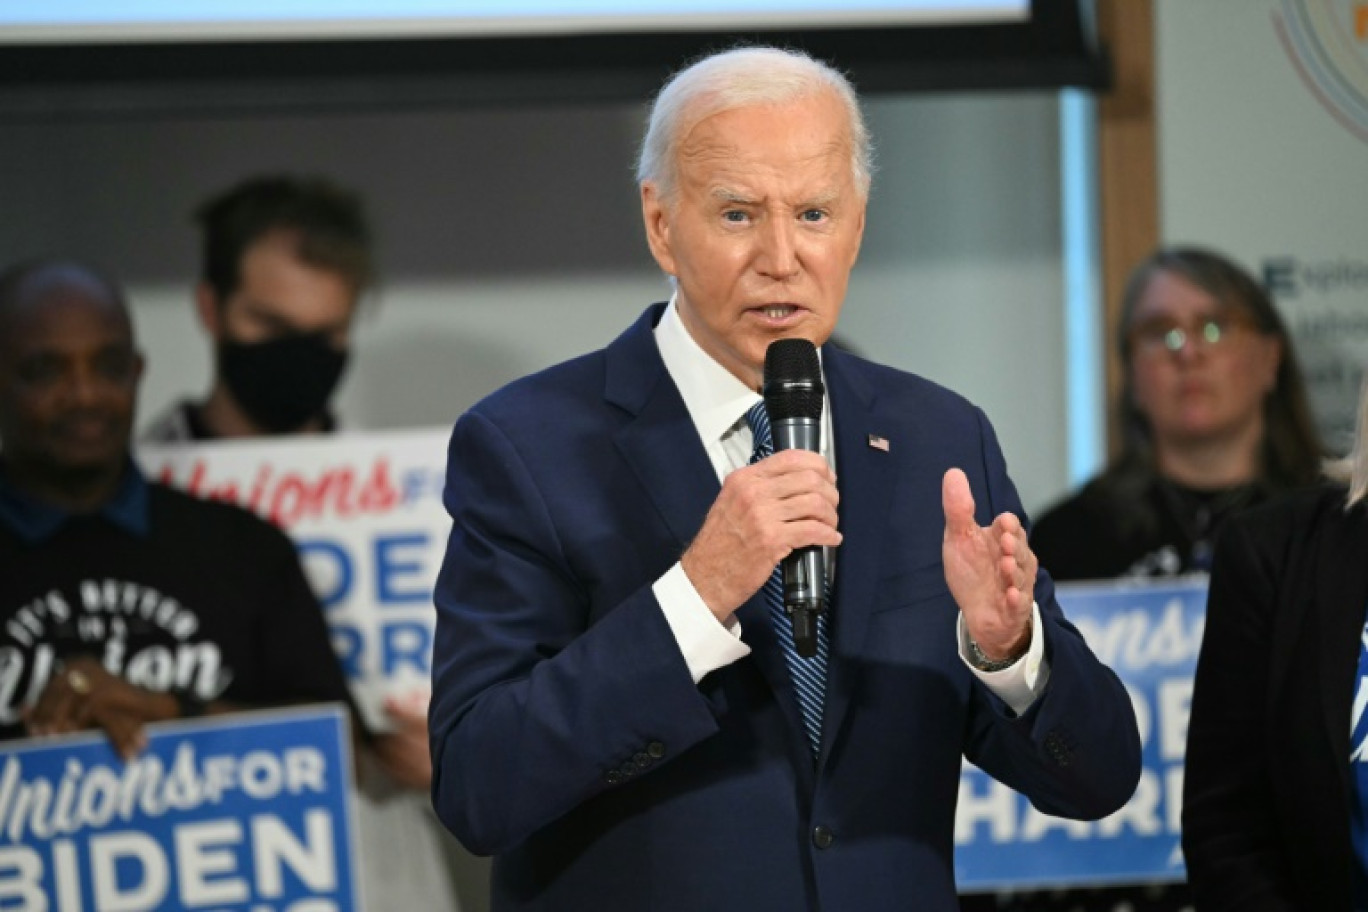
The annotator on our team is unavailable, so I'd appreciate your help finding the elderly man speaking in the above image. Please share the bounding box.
[429,46,1140,911]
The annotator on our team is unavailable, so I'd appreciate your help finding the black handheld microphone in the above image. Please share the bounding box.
[762,338,827,658]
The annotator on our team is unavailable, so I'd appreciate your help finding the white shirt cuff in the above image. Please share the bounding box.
[957,601,1051,716]
[653,562,752,683]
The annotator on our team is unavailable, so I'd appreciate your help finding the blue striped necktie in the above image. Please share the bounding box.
[745,400,830,759]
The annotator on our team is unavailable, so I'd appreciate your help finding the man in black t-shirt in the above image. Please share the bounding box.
[0,257,357,757]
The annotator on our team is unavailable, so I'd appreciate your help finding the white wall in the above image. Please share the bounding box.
[0,93,1070,514]
[1156,0,1368,451]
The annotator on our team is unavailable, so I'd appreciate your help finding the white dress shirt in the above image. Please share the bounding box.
[649,298,1048,714]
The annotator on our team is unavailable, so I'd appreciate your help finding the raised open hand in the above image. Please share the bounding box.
[941,468,1036,662]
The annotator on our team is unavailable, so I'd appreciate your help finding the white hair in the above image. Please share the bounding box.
[636,46,873,201]
[1324,375,1368,508]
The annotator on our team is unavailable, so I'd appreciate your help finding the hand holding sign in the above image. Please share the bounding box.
[372,691,433,789]
[22,655,175,759]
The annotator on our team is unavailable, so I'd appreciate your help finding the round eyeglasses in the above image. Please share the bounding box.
[1128,314,1253,356]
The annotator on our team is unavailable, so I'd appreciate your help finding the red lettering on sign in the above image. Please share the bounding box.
[154,457,403,528]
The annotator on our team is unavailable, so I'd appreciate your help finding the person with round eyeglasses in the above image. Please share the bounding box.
[1129,310,1249,356]
[1032,245,1325,583]
[990,250,1327,912]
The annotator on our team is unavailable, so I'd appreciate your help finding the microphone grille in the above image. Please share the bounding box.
[763,339,824,421]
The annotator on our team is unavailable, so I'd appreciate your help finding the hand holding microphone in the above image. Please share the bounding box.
[679,338,839,651]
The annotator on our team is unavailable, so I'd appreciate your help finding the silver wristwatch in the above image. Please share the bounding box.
[966,638,1020,673]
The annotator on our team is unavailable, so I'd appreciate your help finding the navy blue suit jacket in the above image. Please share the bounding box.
[430,305,1140,911]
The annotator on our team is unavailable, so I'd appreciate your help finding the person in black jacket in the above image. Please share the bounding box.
[1182,378,1368,910]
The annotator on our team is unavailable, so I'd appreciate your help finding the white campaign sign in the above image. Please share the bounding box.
[139,429,452,732]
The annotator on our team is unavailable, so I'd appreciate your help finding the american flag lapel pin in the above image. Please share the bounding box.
[867,433,890,452]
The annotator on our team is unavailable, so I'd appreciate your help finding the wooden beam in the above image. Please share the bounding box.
[1097,0,1159,455]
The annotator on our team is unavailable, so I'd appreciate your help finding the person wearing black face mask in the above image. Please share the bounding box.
[142,174,367,442]
[140,177,472,912]
[215,331,351,434]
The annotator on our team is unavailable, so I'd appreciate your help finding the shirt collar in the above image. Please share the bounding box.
[180,401,338,441]
[0,458,151,544]
[654,295,764,443]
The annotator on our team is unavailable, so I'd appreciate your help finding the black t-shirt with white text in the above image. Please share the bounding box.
[0,481,353,740]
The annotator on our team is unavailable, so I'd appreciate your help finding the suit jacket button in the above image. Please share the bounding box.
[605,770,623,785]
[633,752,652,769]
[1043,730,1074,766]
[647,740,666,759]
[812,825,834,849]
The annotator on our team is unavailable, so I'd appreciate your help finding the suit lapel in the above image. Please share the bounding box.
[606,306,718,552]
[1315,499,1368,790]
[612,383,718,552]
[817,348,898,763]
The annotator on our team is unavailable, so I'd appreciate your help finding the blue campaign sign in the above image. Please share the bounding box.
[0,705,358,911]
[954,578,1208,891]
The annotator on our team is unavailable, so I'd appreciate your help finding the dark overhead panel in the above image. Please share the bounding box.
[0,1,1107,121]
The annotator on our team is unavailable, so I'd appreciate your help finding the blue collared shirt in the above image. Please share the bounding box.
[0,458,150,544]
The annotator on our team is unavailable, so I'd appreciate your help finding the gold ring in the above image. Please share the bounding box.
[66,669,91,695]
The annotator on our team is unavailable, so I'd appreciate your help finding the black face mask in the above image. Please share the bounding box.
[218,333,349,434]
